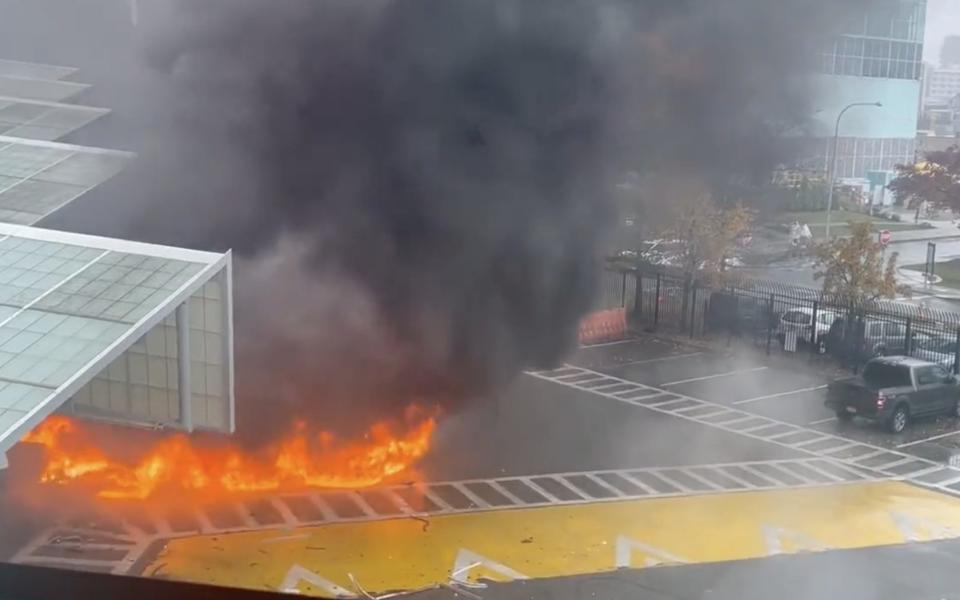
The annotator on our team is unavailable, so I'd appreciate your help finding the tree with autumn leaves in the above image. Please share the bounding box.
[621,175,753,282]
[813,221,904,302]
[888,145,960,219]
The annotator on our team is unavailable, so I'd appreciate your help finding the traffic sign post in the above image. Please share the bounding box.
[925,242,937,285]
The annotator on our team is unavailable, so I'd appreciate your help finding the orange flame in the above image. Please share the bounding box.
[20,408,436,502]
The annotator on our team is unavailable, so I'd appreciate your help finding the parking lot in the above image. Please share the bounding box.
[570,336,960,466]
[14,333,960,598]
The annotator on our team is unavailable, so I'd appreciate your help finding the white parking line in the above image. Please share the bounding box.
[732,385,828,406]
[580,339,639,349]
[613,352,704,368]
[808,416,838,425]
[896,430,960,449]
[661,366,768,387]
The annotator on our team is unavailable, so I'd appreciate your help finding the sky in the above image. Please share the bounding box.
[925,0,959,63]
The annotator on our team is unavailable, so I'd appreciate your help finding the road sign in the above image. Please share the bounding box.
[878,230,892,246]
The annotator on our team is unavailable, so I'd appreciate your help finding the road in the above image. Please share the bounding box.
[12,334,960,598]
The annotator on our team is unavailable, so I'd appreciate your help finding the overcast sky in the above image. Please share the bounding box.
[925,0,959,63]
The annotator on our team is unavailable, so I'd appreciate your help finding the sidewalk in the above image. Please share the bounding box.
[897,267,960,300]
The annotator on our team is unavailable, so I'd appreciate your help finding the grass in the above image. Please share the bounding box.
[777,210,932,239]
[905,259,960,289]
[779,210,887,225]
[807,222,929,239]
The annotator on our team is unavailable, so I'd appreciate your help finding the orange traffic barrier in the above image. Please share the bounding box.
[579,308,627,344]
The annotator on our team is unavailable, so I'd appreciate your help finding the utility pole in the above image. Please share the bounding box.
[824,101,882,239]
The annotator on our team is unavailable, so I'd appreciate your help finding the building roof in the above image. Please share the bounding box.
[0,135,133,225]
[0,223,228,463]
[0,96,109,141]
[0,58,77,81]
[0,75,90,103]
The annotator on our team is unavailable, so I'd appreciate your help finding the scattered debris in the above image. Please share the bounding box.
[520,537,533,544]
[50,535,84,545]
[410,515,431,532]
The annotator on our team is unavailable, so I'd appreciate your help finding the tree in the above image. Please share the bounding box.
[813,221,902,302]
[888,145,960,220]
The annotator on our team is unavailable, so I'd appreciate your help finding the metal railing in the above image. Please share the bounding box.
[597,264,960,373]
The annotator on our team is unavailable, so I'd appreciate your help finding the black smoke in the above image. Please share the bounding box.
[2,0,872,437]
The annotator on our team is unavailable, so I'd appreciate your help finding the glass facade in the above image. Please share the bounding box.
[804,0,925,180]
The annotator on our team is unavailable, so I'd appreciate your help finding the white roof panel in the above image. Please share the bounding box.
[0,136,134,225]
[0,223,227,457]
[0,59,77,81]
[0,96,109,141]
[0,75,90,103]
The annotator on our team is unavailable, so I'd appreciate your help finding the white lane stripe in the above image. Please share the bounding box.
[612,352,705,368]
[660,366,768,387]
[580,339,638,349]
[808,416,838,425]
[732,385,828,405]
[897,430,960,449]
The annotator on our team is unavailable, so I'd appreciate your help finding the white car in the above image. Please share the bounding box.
[778,308,839,344]
[912,335,958,370]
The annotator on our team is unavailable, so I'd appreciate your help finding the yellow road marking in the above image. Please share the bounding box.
[146,481,960,597]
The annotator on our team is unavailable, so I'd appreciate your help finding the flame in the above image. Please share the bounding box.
[20,408,436,502]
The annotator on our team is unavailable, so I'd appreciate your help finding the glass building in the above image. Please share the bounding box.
[796,0,926,180]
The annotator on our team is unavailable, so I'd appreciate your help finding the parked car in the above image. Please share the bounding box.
[912,335,958,370]
[824,356,960,433]
[824,316,908,360]
[777,308,839,345]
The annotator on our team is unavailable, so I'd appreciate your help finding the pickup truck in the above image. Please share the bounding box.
[824,356,960,433]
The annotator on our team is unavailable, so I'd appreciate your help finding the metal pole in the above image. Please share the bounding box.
[905,318,913,356]
[635,274,643,317]
[654,274,661,327]
[766,294,775,356]
[621,271,627,308]
[689,284,698,339]
[825,101,882,239]
[810,301,819,355]
[176,302,193,432]
[954,327,960,375]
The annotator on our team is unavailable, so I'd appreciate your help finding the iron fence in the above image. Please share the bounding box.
[598,264,960,374]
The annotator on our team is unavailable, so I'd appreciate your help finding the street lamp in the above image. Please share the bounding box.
[824,101,883,239]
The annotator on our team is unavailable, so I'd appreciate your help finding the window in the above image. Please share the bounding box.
[916,366,939,386]
[863,363,911,388]
[933,366,952,383]
[784,311,810,325]
[885,322,904,337]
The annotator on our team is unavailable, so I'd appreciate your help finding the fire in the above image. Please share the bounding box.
[20,408,436,502]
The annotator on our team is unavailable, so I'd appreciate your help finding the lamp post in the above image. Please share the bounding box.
[824,101,882,239]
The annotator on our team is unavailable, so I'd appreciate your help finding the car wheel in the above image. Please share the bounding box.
[835,410,854,422]
[888,405,909,434]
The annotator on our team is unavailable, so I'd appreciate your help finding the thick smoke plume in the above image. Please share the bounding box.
[132,0,868,437]
[3,0,872,438]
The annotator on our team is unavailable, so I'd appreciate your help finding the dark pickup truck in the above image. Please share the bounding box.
[824,356,960,433]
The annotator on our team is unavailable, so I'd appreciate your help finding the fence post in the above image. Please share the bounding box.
[654,274,661,327]
[765,293,774,356]
[954,327,960,375]
[810,301,819,355]
[620,271,627,308]
[634,273,642,317]
[689,283,698,339]
[905,318,913,356]
[703,298,709,339]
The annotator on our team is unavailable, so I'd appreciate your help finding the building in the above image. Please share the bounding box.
[924,66,960,107]
[0,59,235,469]
[796,0,926,181]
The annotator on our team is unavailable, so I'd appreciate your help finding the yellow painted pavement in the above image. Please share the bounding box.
[146,481,960,597]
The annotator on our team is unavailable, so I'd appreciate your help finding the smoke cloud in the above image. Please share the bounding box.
[3,0,872,437]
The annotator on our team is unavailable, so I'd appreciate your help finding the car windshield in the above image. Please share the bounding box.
[3,2,958,600]
[863,363,913,389]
